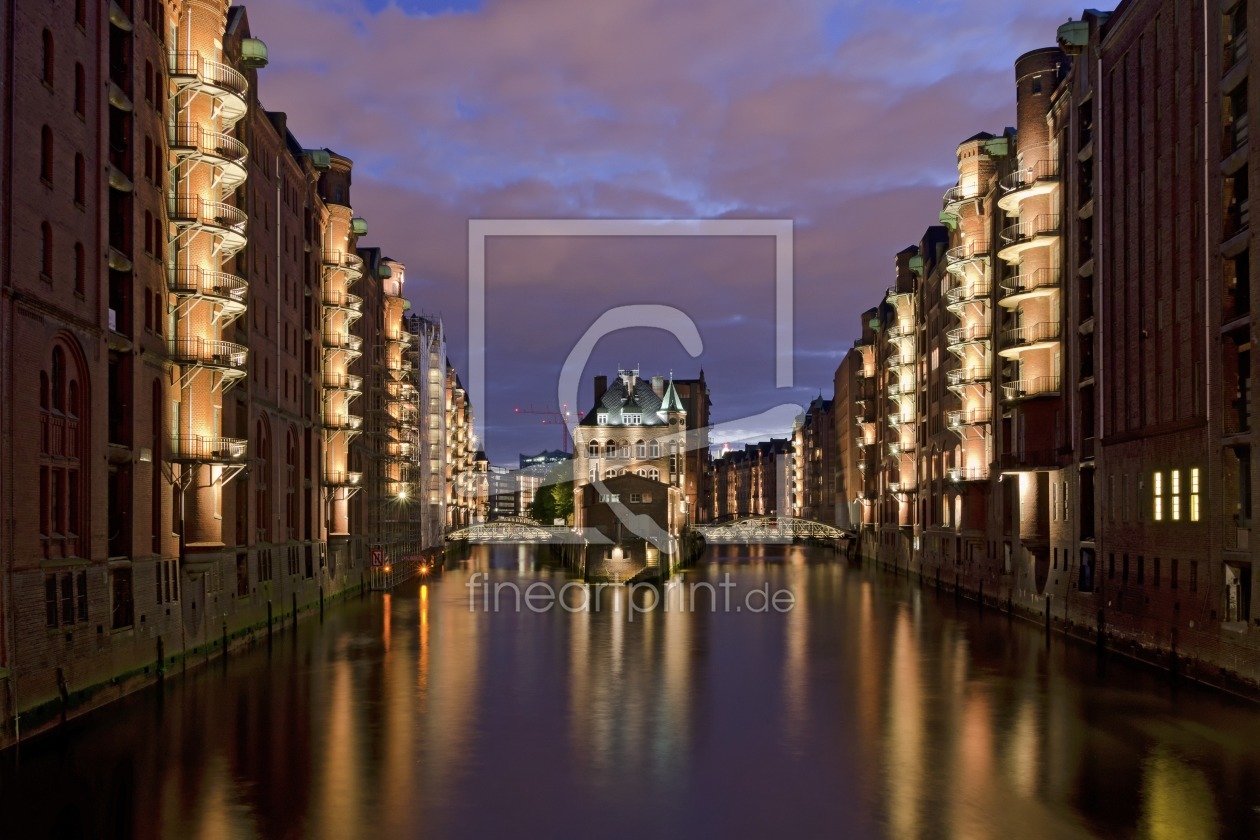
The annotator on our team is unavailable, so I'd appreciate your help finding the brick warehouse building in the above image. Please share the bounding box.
[0,0,457,743]
[816,0,1260,690]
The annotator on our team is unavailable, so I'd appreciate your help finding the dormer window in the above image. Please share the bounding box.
[597,413,608,425]
[624,413,641,425]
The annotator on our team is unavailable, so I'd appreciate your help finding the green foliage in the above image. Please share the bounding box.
[528,463,574,524]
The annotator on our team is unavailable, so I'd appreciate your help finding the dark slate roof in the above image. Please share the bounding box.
[582,375,666,426]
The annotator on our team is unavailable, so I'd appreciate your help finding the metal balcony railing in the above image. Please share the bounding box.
[999,268,1061,301]
[999,214,1061,246]
[946,408,993,428]
[942,184,979,210]
[888,481,916,495]
[169,337,248,370]
[323,333,364,353]
[946,366,991,387]
[322,290,364,311]
[169,51,248,100]
[999,158,1060,194]
[321,412,363,431]
[946,325,991,347]
[948,466,989,482]
[169,123,248,168]
[168,434,247,463]
[943,278,991,308]
[1001,321,1062,349]
[168,266,248,305]
[168,195,248,237]
[325,470,363,487]
[944,240,989,268]
[1001,375,1061,401]
[323,373,363,392]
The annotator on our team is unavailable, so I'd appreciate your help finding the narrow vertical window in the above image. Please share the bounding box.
[1171,469,1181,521]
[42,30,54,86]
[1190,467,1201,522]
[1153,471,1164,521]
[45,575,58,627]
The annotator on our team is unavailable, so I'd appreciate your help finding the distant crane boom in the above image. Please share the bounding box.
[513,404,572,453]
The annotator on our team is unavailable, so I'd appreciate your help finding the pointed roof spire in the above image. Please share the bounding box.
[661,375,685,414]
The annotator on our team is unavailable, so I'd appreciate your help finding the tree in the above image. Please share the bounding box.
[529,462,574,524]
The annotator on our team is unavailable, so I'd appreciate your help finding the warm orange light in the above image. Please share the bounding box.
[384,564,392,573]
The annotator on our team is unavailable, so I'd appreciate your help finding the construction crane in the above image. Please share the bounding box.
[513,404,572,453]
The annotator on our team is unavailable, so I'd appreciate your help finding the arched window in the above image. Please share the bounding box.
[620,440,630,459]
[42,30,53,86]
[637,469,646,477]
[75,0,85,27]
[604,468,618,479]
[255,418,272,543]
[40,126,53,183]
[603,441,616,458]
[587,440,600,458]
[151,379,163,553]
[41,341,86,559]
[588,466,598,483]
[286,429,298,538]
[648,440,660,459]
[74,243,84,294]
[635,440,646,459]
[74,154,85,205]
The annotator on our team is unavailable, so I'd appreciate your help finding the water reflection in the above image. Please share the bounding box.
[2,545,1259,839]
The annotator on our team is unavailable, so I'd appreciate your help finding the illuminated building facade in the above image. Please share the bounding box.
[824,2,1260,688]
[0,0,454,743]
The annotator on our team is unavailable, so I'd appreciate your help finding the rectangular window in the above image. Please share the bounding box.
[1063,481,1069,521]
[76,571,87,622]
[1153,471,1163,520]
[1052,483,1058,521]
[1190,467,1200,521]
[111,569,134,629]
[1171,470,1181,520]
[45,574,57,628]
[629,493,642,503]
[60,573,74,625]
[1190,560,1199,593]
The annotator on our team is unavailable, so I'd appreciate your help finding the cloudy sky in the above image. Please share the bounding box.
[244,0,1084,463]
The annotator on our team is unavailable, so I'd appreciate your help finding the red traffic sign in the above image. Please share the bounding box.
[371,549,384,567]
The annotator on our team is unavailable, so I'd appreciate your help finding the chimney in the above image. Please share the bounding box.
[594,375,607,404]
[651,375,664,397]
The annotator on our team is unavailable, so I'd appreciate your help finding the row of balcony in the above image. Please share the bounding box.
[944,240,988,275]
[169,123,249,191]
[169,51,248,125]
[998,214,1060,260]
[946,408,992,429]
[169,195,248,256]
[999,321,1062,355]
[168,267,248,312]
[169,337,248,373]
[997,157,1060,212]
[943,277,991,310]
[323,250,365,280]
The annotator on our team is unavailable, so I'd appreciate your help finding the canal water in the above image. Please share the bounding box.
[3,545,1260,839]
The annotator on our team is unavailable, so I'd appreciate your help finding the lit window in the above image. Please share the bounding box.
[1153,472,1163,521]
[624,413,641,425]
[599,493,620,503]
[1171,470,1181,521]
[597,413,608,425]
[1190,467,1201,522]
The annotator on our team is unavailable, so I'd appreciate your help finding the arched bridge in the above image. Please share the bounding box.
[446,516,581,544]
[694,516,852,544]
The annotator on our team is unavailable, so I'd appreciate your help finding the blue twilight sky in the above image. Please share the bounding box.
[242,0,1088,463]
